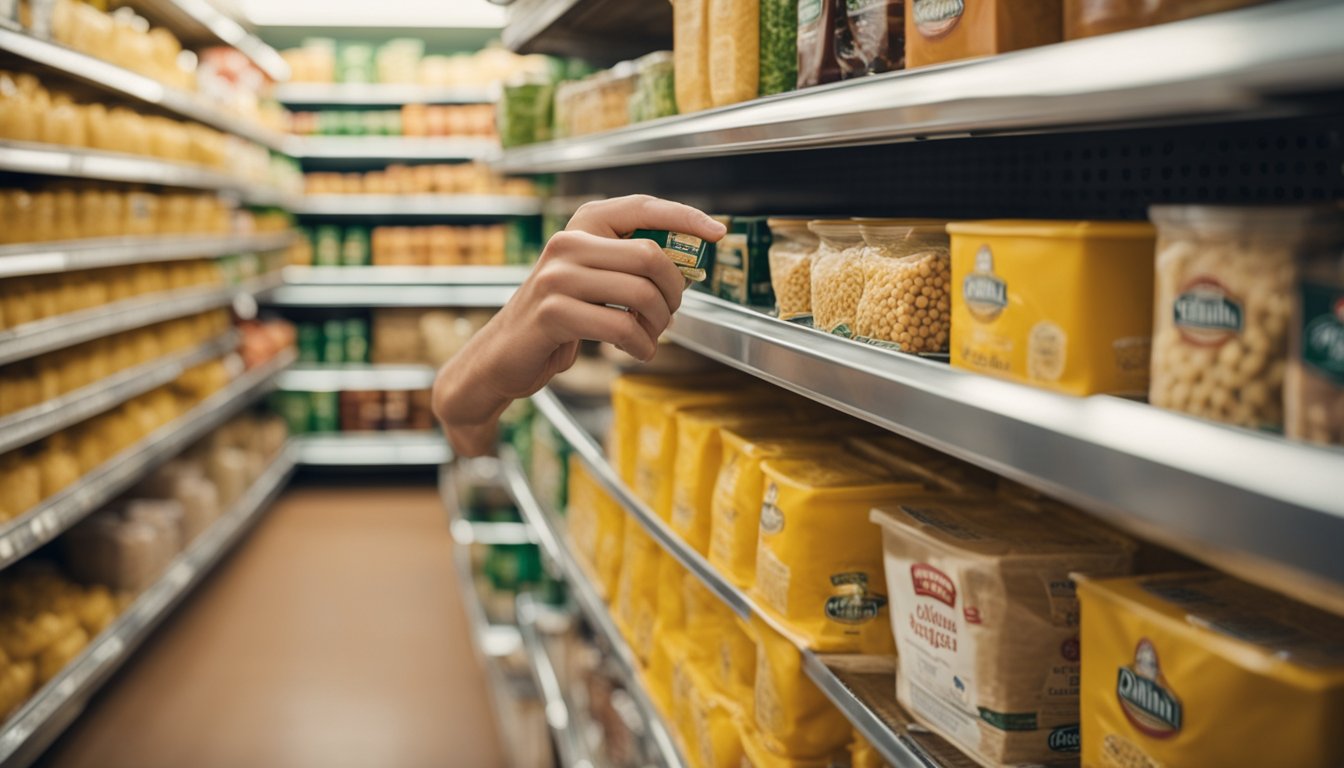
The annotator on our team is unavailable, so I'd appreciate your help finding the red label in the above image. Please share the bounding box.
[910,564,957,608]
[963,607,982,624]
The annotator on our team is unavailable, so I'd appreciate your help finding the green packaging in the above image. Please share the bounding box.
[344,318,369,363]
[310,391,340,433]
[297,323,321,364]
[342,226,370,266]
[631,229,713,282]
[714,216,775,306]
[314,226,342,266]
[269,391,312,435]
[321,319,345,364]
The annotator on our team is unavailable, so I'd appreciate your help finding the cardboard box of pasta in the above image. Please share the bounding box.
[1076,571,1344,768]
[871,499,1135,767]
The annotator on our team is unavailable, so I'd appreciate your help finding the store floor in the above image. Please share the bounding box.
[38,474,505,768]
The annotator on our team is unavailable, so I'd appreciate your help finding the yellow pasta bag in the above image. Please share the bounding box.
[592,487,626,601]
[613,522,662,665]
[647,555,690,714]
[751,618,852,760]
[753,454,931,653]
[849,732,886,768]
[671,406,783,554]
[566,456,601,575]
[1077,571,1344,768]
[708,433,833,590]
[712,612,757,715]
[688,664,746,768]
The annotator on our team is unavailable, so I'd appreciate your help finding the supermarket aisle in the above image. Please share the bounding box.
[38,477,504,768]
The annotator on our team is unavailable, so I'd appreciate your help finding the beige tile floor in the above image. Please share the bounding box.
[37,477,505,768]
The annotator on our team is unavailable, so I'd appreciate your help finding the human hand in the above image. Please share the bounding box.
[433,195,726,456]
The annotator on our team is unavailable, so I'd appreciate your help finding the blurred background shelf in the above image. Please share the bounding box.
[291,194,542,218]
[292,431,451,466]
[0,331,240,455]
[0,442,297,768]
[0,141,293,206]
[280,265,530,286]
[276,363,437,392]
[274,83,496,106]
[260,282,517,307]
[0,232,298,279]
[501,0,670,66]
[0,26,288,151]
[0,349,294,572]
[515,595,594,768]
[120,0,290,82]
[287,136,499,162]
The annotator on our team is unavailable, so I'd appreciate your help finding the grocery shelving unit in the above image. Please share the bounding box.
[502,450,688,768]
[120,0,290,82]
[496,0,1344,174]
[291,194,542,218]
[0,231,297,279]
[0,349,295,571]
[261,282,518,308]
[277,363,437,392]
[0,331,239,455]
[0,26,287,151]
[448,524,524,661]
[0,141,293,207]
[501,0,670,65]
[515,595,597,768]
[0,272,281,366]
[523,389,955,768]
[280,265,531,286]
[291,431,452,467]
[274,83,496,107]
[287,136,500,163]
[0,442,297,768]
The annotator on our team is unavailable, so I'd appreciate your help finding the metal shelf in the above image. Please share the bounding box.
[666,293,1344,605]
[496,0,1344,174]
[0,141,291,205]
[502,450,687,768]
[0,27,288,151]
[292,195,543,218]
[0,272,280,366]
[0,331,238,455]
[516,594,596,768]
[119,0,289,82]
[292,431,452,466]
[526,390,950,768]
[0,442,296,768]
[275,83,497,107]
[0,349,294,572]
[277,363,437,393]
[440,460,537,547]
[281,265,531,286]
[502,0,670,65]
[443,462,527,660]
[0,231,297,279]
[261,282,517,308]
[287,136,500,162]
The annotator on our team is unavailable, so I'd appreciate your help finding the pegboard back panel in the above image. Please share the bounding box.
[555,114,1344,220]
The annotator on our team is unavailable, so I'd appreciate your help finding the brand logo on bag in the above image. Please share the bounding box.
[1117,639,1183,738]
[798,0,822,25]
[1173,278,1244,346]
[963,245,1008,323]
[824,573,887,624]
[760,482,784,534]
[1048,725,1081,752]
[1303,295,1344,379]
[910,564,957,607]
[913,0,963,38]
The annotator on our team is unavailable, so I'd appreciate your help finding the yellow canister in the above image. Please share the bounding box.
[948,220,1156,396]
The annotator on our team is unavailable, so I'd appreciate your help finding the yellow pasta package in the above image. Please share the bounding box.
[566,456,601,575]
[613,523,662,665]
[753,454,934,653]
[646,555,690,715]
[708,433,834,590]
[751,613,852,759]
[1077,571,1344,768]
[670,405,803,555]
[688,663,746,768]
[948,220,1156,396]
[592,487,626,601]
[712,612,757,710]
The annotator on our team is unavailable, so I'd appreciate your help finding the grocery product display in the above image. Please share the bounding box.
[0,2,1339,767]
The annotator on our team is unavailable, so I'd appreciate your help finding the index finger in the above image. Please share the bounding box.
[567,194,728,242]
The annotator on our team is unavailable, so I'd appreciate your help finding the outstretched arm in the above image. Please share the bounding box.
[432,195,726,457]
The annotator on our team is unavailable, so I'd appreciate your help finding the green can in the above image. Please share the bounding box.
[269,391,312,435]
[297,323,322,364]
[631,229,713,282]
[321,319,345,364]
[314,226,342,266]
[341,226,370,266]
[715,217,775,306]
[310,391,340,433]
[344,318,369,364]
